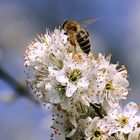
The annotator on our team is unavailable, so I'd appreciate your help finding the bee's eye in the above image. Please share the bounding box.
[62,20,68,29]
[71,27,77,31]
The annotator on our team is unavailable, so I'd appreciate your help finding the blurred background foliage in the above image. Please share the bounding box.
[0,0,140,140]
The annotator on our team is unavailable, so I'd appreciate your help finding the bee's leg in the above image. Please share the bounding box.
[73,46,77,53]
[68,37,77,53]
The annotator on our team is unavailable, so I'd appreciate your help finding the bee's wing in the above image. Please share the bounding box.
[79,17,99,28]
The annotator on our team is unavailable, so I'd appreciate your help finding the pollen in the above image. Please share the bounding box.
[72,53,85,62]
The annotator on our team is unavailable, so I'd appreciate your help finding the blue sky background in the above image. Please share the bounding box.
[1,0,140,140]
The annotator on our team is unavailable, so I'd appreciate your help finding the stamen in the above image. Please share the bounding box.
[50,53,63,69]
[66,69,82,83]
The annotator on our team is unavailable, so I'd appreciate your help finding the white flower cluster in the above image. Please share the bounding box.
[24,28,140,140]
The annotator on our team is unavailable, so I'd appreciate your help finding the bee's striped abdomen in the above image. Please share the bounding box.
[76,33,90,54]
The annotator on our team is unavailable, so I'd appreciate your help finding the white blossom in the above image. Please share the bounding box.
[98,102,140,135]
[84,117,110,140]
[24,26,139,140]
[87,53,129,106]
[50,106,77,140]
[48,52,91,97]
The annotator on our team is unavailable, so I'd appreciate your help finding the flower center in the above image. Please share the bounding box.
[119,116,128,127]
[55,84,66,95]
[94,130,102,137]
[105,81,114,90]
[91,128,105,139]
[66,69,82,83]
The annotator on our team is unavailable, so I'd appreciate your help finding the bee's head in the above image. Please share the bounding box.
[62,20,80,35]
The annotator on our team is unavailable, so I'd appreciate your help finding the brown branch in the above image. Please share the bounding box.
[0,68,38,103]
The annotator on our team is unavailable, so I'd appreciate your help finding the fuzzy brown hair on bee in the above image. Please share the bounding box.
[62,18,98,54]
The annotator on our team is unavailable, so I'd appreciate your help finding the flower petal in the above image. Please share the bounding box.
[66,83,77,97]
[108,105,122,119]
[122,123,134,134]
[77,77,89,89]
[123,102,138,117]
[55,71,68,84]
[128,128,140,140]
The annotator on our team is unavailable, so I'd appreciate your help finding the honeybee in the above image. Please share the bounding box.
[62,17,98,54]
